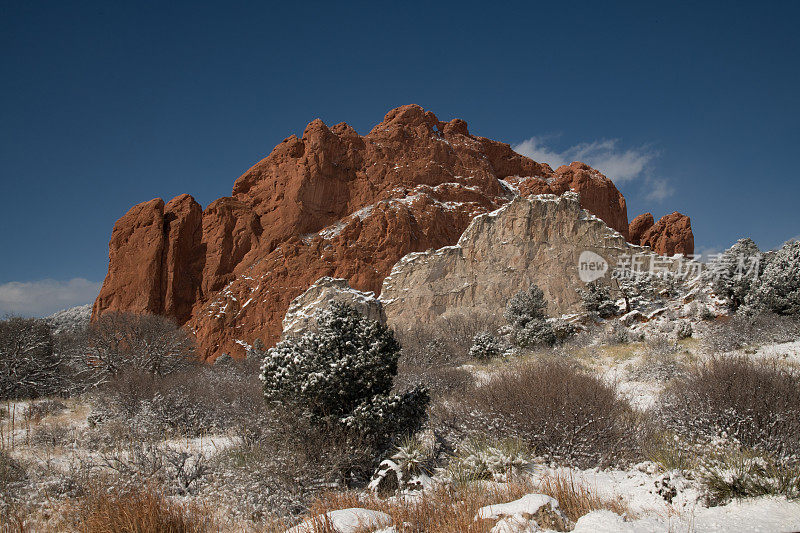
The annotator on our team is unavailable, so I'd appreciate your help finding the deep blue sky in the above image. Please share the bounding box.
[1,1,798,315]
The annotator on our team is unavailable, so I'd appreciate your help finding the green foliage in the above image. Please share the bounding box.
[504,285,556,348]
[468,331,503,361]
[512,318,556,348]
[701,449,800,505]
[746,240,800,316]
[710,238,765,312]
[260,303,429,446]
[504,285,547,328]
[579,282,618,318]
[447,437,533,483]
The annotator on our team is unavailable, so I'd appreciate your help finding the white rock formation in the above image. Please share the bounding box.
[380,193,694,330]
[282,277,385,336]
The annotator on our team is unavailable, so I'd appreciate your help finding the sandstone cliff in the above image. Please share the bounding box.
[93,105,693,358]
[381,193,695,331]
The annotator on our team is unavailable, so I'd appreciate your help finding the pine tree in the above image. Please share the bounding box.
[710,238,765,312]
[260,302,428,443]
[504,285,556,347]
[746,240,800,315]
[579,282,619,318]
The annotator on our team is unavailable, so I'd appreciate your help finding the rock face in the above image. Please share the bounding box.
[381,193,691,330]
[628,213,655,244]
[282,277,384,336]
[508,162,630,239]
[93,105,694,358]
[629,212,695,256]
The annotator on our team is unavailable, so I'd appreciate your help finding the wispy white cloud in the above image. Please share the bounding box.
[0,278,101,317]
[643,178,674,202]
[513,136,659,184]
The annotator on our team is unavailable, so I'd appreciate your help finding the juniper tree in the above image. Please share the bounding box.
[578,282,619,318]
[504,285,556,347]
[710,238,765,312]
[260,302,428,445]
[469,331,503,361]
[746,240,800,316]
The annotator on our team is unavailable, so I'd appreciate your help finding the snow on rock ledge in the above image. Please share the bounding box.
[476,493,571,532]
[381,193,693,331]
[282,277,385,336]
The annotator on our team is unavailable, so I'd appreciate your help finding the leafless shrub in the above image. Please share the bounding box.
[658,356,800,461]
[76,312,196,388]
[210,407,380,520]
[0,450,27,495]
[396,312,503,365]
[94,358,266,439]
[629,335,684,382]
[599,321,634,346]
[100,442,209,496]
[395,312,496,396]
[0,316,64,400]
[30,422,75,448]
[436,358,643,468]
[703,313,800,353]
[0,450,28,525]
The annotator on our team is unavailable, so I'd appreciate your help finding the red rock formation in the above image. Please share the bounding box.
[629,211,694,256]
[507,162,630,239]
[93,198,166,318]
[93,104,693,358]
[629,213,655,244]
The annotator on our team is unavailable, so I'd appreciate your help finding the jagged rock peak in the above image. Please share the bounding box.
[93,105,694,358]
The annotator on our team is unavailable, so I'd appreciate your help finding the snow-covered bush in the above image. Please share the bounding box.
[700,449,800,505]
[745,240,800,316]
[503,286,557,348]
[658,356,800,462]
[0,317,63,400]
[629,335,684,382]
[674,320,693,340]
[468,331,503,361]
[600,321,631,345]
[71,312,195,389]
[261,302,429,447]
[441,358,641,468]
[551,318,577,342]
[512,318,557,347]
[703,313,800,353]
[447,437,534,483]
[579,282,619,318]
[368,435,435,496]
[504,285,548,327]
[95,357,267,440]
[709,238,765,312]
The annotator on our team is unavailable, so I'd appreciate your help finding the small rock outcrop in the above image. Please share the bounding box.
[93,105,694,358]
[629,212,695,256]
[282,277,384,336]
[629,212,655,244]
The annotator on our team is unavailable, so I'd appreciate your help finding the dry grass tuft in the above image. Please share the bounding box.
[65,483,215,533]
[287,474,630,532]
[536,470,632,522]
[293,481,536,533]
